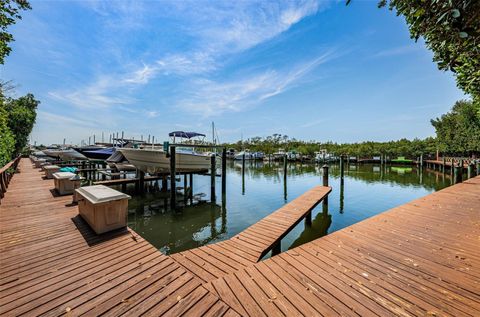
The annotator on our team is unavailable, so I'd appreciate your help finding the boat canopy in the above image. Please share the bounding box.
[168,131,206,139]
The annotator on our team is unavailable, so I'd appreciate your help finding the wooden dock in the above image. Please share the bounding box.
[1,158,480,316]
[0,159,237,316]
[171,186,331,283]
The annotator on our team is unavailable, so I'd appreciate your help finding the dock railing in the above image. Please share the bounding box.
[0,156,21,204]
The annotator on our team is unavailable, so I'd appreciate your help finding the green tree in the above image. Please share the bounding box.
[0,106,14,166]
[2,93,39,155]
[0,0,31,64]
[431,100,480,155]
[378,0,480,104]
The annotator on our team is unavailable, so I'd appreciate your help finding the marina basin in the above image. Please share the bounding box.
[76,185,131,234]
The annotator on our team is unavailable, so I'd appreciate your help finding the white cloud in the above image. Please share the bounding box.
[373,44,421,58]
[177,51,336,116]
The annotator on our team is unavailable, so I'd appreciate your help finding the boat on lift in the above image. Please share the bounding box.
[118,131,212,174]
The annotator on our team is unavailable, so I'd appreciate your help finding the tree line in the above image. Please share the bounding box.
[0,1,37,166]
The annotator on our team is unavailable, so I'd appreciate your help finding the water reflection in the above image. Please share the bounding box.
[127,161,451,255]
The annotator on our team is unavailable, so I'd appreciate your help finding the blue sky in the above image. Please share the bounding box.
[3,0,465,145]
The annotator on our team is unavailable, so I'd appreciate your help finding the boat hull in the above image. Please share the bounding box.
[118,148,211,174]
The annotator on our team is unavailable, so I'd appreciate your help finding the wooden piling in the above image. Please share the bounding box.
[184,174,188,203]
[420,153,423,168]
[322,164,329,212]
[467,163,473,179]
[139,170,145,194]
[170,146,176,210]
[221,148,227,196]
[477,162,480,176]
[210,154,216,202]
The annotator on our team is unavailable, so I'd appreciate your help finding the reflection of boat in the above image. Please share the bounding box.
[391,166,413,174]
[127,201,224,254]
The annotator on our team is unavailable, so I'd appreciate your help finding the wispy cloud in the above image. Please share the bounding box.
[372,44,421,58]
[177,51,336,116]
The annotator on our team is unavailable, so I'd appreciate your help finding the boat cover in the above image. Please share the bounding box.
[168,131,206,139]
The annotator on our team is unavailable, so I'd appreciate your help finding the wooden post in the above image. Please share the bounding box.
[242,152,245,195]
[189,173,193,202]
[210,154,216,202]
[477,162,480,176]
[322,164,329,212]
[139,170,145,194]
[170,146,176,210]
[184,174,188,203]
[272,242,281,256]
[221,148,227,197]
[467,163,473,179]
[420,153,423,168]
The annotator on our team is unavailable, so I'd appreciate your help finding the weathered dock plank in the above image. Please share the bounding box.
[208,176,480,316]
[171,185,331,284]
[0,159,238,316]
[2,158,480,316]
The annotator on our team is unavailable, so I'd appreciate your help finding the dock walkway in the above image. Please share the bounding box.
[0,159,237,316]
[1,158,479,316]
[171,186,331,283]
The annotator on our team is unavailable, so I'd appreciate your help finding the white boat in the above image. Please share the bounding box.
[106,150,136,171]
[273,149,286,160]
[234,150,254,160]
[43,149,88,161]
[118,148,212,174]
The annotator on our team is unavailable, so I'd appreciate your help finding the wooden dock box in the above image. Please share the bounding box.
[44,165,60,179]
[35,159,46,168]
[76,185,131,234]
[53,172,80,195]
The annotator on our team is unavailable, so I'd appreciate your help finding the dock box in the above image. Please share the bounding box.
[53,172,81,195]
[44,165,60,179]
[35,159,46,168]
[76,185,131,234]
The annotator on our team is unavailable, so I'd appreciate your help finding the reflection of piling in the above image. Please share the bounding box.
[189,173,193,203]
[322,164,329,213]
[454,164,462,184]
[442,157,446,173]
[170,146,176,210]
[340,181,344,214]
[283,154,287,181]
[340,156,344,185]
[138,170,145,195]
[210,155,216,202]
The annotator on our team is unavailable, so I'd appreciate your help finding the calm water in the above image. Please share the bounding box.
[126,161,451,256]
